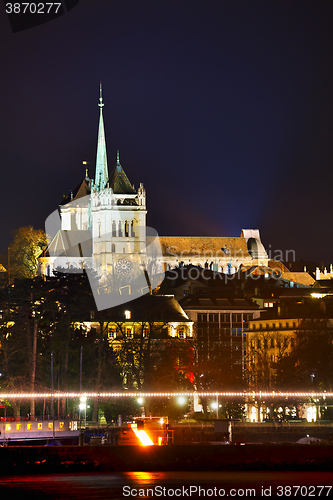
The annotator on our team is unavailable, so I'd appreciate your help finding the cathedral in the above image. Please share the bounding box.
[38,87,268,302]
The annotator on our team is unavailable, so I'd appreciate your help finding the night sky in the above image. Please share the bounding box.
[1,0,333,265]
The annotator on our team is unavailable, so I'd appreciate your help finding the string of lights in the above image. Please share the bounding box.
[0,392,331,399]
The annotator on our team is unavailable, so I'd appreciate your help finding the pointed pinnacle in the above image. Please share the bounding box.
[98,82,104,108]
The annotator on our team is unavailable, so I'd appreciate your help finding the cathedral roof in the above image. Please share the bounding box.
[108,152,136,195]
[60,177,90,206]
[156,236,251,259]
[42,230,92,257]
[279,272,315,287]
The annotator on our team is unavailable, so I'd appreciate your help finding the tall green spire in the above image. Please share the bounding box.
[95,83,108,190]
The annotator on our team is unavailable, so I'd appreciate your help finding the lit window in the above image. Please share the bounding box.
[143,329,149,338]
[109,329,116,339]
[125,310,131,319]
[178,329,185,339]
[37,423,42,430]
[16,423,21,431]
[126,328,133,338]
[59,422,64,429]
[5,424,10,431]
[27,423,32,430]
[48,422,53,430]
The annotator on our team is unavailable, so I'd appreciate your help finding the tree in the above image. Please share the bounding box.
[9,226,47,279]
[275,318,333,391]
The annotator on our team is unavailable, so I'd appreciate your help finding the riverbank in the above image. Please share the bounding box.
[0,444,332,475]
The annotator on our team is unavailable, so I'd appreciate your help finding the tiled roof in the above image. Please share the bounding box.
[179,292,259,310]
[158,237,251,259]
[106,294,191,323]
[42,230,92,257]
[280,272,315,287]
[108,163,136,195]
[268,260,289,273]
[60,177,90,206]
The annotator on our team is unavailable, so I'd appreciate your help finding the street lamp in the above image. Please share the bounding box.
[80,396,87,428]
[137,397,145,417]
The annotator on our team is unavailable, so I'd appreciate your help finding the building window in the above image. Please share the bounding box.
[197,313,207,322]
[59,422,64,429]
[112,221,117,237]
[209,313,219,322]
[16,423,21,431]
[5,424,11,431]
[270,338,274,348]
[27,423,32,430]
[125,310,131,319]
[48,422,53,430]
[38,423,42,430]
[111,243,116,253]
[109,329,116,339]
[118,221,122,237]
[178,328,185,339]
[220,313,230,323]
[126,328,133,338]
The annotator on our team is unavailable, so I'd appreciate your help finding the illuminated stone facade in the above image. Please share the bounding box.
[39,89,269,283]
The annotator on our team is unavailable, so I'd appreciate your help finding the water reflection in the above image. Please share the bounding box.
[0,472,332,499]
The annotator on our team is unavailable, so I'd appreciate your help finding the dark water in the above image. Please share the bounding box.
[0,471,332,499]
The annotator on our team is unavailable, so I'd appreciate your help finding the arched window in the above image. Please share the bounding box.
[111,243,116,253]
[131,220,135,237]
[118,221,122,237]
[47,265,50,277]
[125,221,129,237]
[112,221,117,237]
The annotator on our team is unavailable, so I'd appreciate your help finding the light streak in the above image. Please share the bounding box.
[131,424,154,446]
